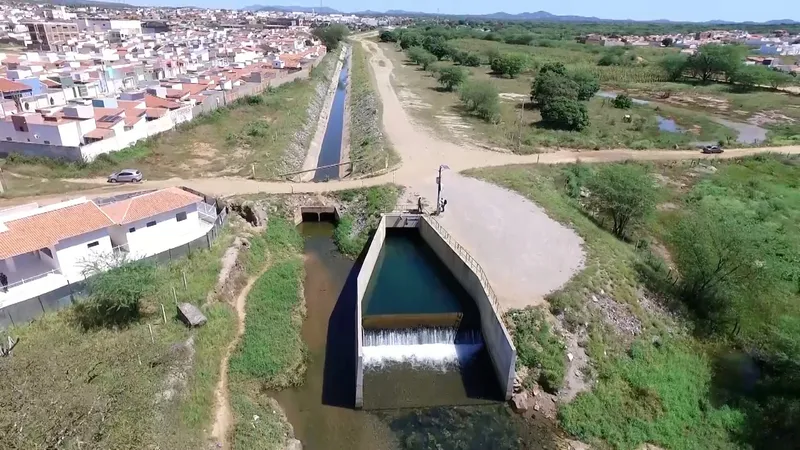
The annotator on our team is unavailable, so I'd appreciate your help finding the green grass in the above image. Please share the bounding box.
[470,156,800,449]
[228,216,306,449]
[1,52,338,182]
[229,258,306,387]
[333,184,402,256]
[0,231,236,449]
[559,339,744,450]
[349,41,399,174]
[507,307,567,393]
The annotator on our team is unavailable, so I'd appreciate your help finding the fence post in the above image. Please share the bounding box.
[206,233,211,249]
[38,296,45,314]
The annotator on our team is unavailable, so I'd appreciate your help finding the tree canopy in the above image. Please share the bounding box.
[585,163,658,238]
[311,24,349,50]
[490,53,528,78]
[437,66,468,91]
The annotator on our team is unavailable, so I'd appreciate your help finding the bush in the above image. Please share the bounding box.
[612,93,633,109]
[659,53,689,81]
[406,46,437,70]
[78,261,157,327]
[462,52,482,67]
[490,53,527,78]
[570,70,600,101]
[436,66,467,91]
[541,97,590,131]
[459,79,500,123]
[585,163,658,238]
[422,35,452,60]
[378,30,396,42]
[531,70,579,107]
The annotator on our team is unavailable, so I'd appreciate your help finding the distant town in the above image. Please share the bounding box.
[0,2,401,159]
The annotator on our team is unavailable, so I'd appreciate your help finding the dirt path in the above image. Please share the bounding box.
[210,263,269,449]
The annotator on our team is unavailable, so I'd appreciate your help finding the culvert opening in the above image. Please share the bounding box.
[300,207,340,223]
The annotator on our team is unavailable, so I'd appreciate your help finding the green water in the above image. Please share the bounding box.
[272,222,562,450]
[362,228,478,321]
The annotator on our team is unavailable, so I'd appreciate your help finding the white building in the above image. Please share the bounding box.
[0,187,216,311]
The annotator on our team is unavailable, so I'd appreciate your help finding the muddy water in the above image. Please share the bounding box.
[275,222,563,450]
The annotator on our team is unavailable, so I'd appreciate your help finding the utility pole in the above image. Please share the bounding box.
[435,164,449,214]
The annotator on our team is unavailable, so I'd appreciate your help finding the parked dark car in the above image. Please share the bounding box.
[108,169,143,183]
[701,145,724,154]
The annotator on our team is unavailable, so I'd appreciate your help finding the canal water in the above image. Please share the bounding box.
[274,222,562,450]
[313,50,350,181]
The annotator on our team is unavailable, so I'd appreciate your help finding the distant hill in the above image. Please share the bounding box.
[241,6,800,25]
[242,5,341,13]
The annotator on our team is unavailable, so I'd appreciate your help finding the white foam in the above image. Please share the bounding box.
[362,343,483,371]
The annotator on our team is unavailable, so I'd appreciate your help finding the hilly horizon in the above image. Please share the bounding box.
[241,5,799,24]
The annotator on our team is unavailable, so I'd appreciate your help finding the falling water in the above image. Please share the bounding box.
[363,327,484,368]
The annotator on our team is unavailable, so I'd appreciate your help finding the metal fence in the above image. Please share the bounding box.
[423,216,503,313]
[0,202,229,330]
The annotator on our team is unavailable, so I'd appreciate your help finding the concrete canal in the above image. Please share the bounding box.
[313,49,350,181]
[272,218,561,450]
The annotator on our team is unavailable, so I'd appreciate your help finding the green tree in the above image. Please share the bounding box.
[570,70,599,101]
[490,53,527,78]
[662,37,674,47]
[379,30,397,42]
[437,66,467,91]
[669,201,771,324]
[659,53,689,81]
[765,69,792,90]
[459,79,500,123]
[612,93,633,109]
[311,24,349,50]
[585,164,657,238]
[531,70,579,106]
[422,35,452,60]
[399,32,422,50]
[462,52,482,67]
[540,97,590,131]
[686,44,746,83]
[79,261,157,327]
[406,46,437,70]
[730,65,769,92]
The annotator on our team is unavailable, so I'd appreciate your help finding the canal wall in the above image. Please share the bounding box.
[354,213,387,408]
[300,45,348,182]
[418,216,517,401]
[339,49,353,178]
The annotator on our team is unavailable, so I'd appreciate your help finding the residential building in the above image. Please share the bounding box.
[0,187,218,314]
[24,21,79,51]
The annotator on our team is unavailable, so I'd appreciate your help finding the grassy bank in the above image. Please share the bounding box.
[348,41,399,174]
[0,232,236,449]
[469,158,795,449]
[333,184,402,256]
[228,217,306,449]
[1,52,338,185]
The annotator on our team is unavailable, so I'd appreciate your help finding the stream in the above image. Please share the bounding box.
[272,222,564,450]
[596,91,767,144]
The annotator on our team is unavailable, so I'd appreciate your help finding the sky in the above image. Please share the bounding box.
[128,0,800,23]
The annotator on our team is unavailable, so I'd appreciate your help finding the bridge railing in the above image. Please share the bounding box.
[423,216,503,313]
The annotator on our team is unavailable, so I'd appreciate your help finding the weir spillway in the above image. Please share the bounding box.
[354,214,516,409]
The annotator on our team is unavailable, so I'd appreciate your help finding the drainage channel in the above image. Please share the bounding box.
[313,48,350,181]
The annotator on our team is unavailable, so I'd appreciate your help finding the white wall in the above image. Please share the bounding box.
[124,204,200,256]
[54,228,113,282]
[0,119,82,146]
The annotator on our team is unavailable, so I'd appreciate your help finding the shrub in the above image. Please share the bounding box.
[541,97,590,131]
[507,308,566,393]
[570,70,600,101]
[613,93,633,109]
[490,53,527,78]
[436,66,467,91]
[77,261,157,327]
[459,79,500,123]
[406,46,437,70]
[585,163,658,239]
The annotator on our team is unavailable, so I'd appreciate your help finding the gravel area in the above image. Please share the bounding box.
[407,173,586,310]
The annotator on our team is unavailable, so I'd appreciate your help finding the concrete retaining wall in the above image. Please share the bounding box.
[384,213,420,229]
[418,216,517,400]
[354,214,387,408]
